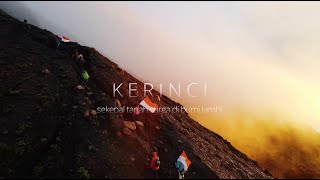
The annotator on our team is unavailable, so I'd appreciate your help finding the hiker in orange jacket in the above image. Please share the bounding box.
[150,152,160,179]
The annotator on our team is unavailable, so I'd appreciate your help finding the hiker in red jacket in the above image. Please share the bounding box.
[150,152,160,179]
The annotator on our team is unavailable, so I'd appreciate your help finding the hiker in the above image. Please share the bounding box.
[114,99,121,108]
[72,50,79,60]
[55,35,61,48]
[175,160,186,179]
[134,106,140,116]
[20,19,30,30]
[150,152,160,179]
[72,50,85,69]
[176,151,191,179]
[82,70,89,82]
[157,95,161,102]
[47,35,57,48]
[77,54,85,63]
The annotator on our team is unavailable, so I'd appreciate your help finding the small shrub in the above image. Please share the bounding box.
[14,141,27,156]
[15,122,32,135]
[50,144,61,153]
[33,165,44,177]
[77,167,90,179]
[0,142,9,152]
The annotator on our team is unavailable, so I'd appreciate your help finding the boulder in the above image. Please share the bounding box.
[157,140,164,145]
[116,131,122,137]
[123,121,136,131]
[84,110,90,118]
[90,110,97,116]
[122,128,132,136]
[42,69,50,74]
[83,97,90,101]
[153,146,158,151]
[111,118,123,131]
[2,130,8,135]
[76,85,85,90]
[135,121,144,127]
[88,145,94,151]
[9,90,20,94]
[79,100,86,106]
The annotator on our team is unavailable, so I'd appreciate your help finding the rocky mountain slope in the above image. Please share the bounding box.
[0,10,273,179]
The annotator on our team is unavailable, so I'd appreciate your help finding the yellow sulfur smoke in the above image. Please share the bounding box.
[191,112,320,178]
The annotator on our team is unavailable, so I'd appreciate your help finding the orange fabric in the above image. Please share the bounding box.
[117,100,121,107]
[181,151,191,168]
[144,96,158,108]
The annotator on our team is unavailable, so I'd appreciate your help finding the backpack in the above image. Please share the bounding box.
[154,159,160,168]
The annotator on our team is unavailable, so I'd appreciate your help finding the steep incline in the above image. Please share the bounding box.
[0,10,273,179]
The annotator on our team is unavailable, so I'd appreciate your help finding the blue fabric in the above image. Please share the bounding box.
[175,161,184,173]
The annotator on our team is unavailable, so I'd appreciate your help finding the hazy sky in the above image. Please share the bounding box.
[2,1,320,131]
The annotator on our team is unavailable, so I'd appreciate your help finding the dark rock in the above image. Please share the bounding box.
[157,140,164,145]
[79,100,86,106]
[122,128,132,136]
[116,131,122,137]
[135,121,144,127]
[123,121,136,131]
[88,145,94,151]
[76,85,85,90]
[10,90,20,94]
[90,110,97,116]
[84,110,90,118]
[42,69,50,74]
